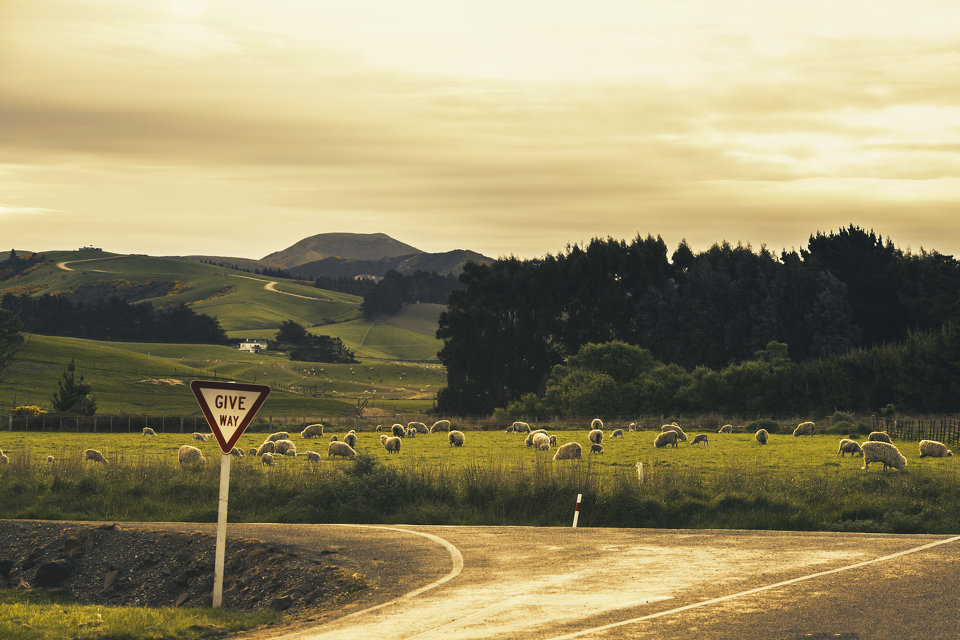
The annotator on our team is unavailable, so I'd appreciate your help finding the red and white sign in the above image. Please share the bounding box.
[190,380,270,454]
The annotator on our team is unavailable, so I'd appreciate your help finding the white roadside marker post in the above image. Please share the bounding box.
[213,452,231,608]
[190,380,270,609]
[572,493,582,528]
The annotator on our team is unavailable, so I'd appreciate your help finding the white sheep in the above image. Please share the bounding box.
[408,421,428,434]
[590,418,604,430]
[449,430,465,447]
[588,429,604,445]
[755,429,769,445]
[46,455,55,463]
[628,422,637,432]
[255,441,275,456]
[330,435,338,441]
[793,421,815,437]
[654,431,679,448]
[430,420,451,433]
[531,432,550,450]
[84,449,107,464]
[328,441,357,459]
[229,447,244,458]
[511,421,531,434]
[191,432,207,442]
[590,443,605,454]
[691,434,709,446]
[261,452,274,466]
[919,440,953,458]
[406,428,417,438]
[247,448,258,456]
[718,424,733,434]
[375,424,383,433]
[142,427,156,436]
[525,429,549,447]
[0,451,7,464]
[266,431,290,442]
[861,441,907,471]
[868,431,892,443]
[549,435,557,447]
[178,445,206,467]
[344,432,358,448]
[306,451,321,463]
[553,442,582,460]
[837,439,863,457]
[381,435,402,453]
[300,423,324,439]
[274,439,296,456]
[391,423,406,438]
[611,429,624,438]
[660,424,688,441]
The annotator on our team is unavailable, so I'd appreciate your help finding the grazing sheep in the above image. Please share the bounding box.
[525,429,549,447]
[430,420,451,433]
[375,424,383,433]
[612,429,624,438]
[274,439,296,456]
[406,428,417,438]
[306,451,321,463]
[266,431,290,442]
[549,435,557,447]
[691,434,709,446]
[919,440,953,458]
[868,431,892,443]
[247,448,258,456]
[755,429,769,445]
[553,442,582,461]
[590,444,605,454]
[511,421,530,434]
[142,427,156,436]
[588,429,604,445]
[229,447,244,458]
[408,421,428,434]
[449,430,465,447]
[382,435,402,454]
[628,422,637,432]
[793,421,815,437]
[660,424,688,441]
[328,441,357,459]
[177,445,206,467]
[255,441,275,456]
[861,441,907,471]
[191,432,207,442]
[654,431,679,448]
[391,423,406,438]
[300,423,324,439]
[531,432,550,450]
[46,455,55,463]
[0,451,6,464]
[718,424,733,434]
[344,432,358,448]
[590,418,604,430]
[84,449,107,464]
[837,439,863,457]
[261,452,274,466]
[330,435,338,442]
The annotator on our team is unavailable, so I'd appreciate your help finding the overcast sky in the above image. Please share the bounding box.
[2,0,959,260]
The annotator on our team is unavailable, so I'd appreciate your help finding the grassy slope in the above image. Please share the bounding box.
[3,334,444,415]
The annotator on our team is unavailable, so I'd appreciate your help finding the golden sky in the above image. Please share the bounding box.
[2,0,959,259]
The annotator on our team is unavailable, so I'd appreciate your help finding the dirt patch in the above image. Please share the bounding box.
[0,521,367,616]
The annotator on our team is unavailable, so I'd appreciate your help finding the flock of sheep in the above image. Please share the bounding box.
[2,417,952,474]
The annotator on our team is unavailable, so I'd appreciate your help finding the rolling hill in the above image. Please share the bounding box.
[262,232,423,267]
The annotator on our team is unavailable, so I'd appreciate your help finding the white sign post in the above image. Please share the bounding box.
[191,380,270,608]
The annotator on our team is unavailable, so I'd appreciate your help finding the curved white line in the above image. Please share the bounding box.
[545,534,960,640]
[272,524,464,639]
[56,255,126,271]
[228,274,325,300]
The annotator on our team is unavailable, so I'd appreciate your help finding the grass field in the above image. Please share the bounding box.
[0,429,956,532]
[1,334,445,415]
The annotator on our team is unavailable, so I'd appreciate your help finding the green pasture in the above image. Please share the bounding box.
[1,334,444,415]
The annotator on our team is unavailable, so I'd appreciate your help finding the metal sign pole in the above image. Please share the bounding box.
[213,453,231,608]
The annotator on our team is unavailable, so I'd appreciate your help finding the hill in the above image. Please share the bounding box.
[290,249,494,279]
[262,232,423,268]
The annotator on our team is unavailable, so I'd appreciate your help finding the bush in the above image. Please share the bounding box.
[830,410,856,425]
[747,418,779,433]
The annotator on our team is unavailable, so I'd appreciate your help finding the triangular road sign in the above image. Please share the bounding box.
[191,380,271,454]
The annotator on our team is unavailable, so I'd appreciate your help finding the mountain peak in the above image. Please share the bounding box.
[262,232,423,268]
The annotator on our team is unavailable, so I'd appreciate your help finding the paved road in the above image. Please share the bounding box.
[123,523,960,639]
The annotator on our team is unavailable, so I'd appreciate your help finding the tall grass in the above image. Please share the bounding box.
[2,447,957,533]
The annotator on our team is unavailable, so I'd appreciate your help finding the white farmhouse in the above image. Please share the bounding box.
[237,339,268,353]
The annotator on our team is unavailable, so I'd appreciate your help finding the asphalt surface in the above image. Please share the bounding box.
[119,523,960,639]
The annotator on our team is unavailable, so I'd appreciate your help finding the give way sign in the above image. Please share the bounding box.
[190,380,271,454]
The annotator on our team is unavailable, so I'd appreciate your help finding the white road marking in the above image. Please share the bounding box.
[271,524,464,640]
[544,534,960,640]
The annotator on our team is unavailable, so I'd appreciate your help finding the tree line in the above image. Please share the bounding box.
[437,225,960,415]
[0,294,229,344]
[359,270,461,319]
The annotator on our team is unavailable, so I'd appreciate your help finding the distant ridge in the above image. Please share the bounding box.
[290,249,494,280]
[262,232,423,269]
